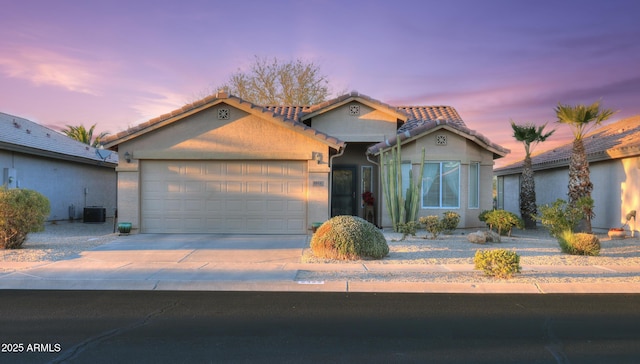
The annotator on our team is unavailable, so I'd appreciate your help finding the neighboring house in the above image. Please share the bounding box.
[103,91,508,234]
[0,112,118,222]
[494,115,640,232]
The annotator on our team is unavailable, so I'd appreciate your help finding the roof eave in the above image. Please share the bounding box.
[0,141,117,168]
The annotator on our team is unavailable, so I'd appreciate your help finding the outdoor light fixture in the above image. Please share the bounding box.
[124,151,132,163]
[313,152,323,164]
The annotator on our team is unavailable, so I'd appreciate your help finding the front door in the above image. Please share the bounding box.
[331,166,357,216]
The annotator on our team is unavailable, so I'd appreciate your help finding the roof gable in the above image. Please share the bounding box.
[299,91,409,122]
[367,119,509,159]
[0,112,117,166]
[103,91,344,150]
[496,115,640,174]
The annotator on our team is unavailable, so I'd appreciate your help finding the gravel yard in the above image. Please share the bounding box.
[3,221,640,284]
[0,220,118,262]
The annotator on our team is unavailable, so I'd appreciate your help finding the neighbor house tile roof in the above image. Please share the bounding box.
[495,115,640,175]
[0,112,118,166]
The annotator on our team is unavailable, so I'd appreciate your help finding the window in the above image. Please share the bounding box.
[469,162,480,209]
[496,176,504,210]
[361,165,372,194]
[422,161,460,208]
[401,162,412,198]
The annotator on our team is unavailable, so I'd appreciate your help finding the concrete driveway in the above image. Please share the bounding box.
[87,233,309,263]
[0,234,321,291]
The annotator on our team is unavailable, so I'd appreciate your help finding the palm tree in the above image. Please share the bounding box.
[61,124,109,148]
[511,121,556,229]
[555,101,616,232]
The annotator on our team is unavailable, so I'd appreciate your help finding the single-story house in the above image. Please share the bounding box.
[103,91,508,234]
[0,112,118,222]
[494,115,640,233]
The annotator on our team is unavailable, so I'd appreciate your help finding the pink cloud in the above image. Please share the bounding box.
[0,47,101,95]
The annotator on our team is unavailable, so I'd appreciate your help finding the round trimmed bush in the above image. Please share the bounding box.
[558,231,600,256]
[310,215,388,260]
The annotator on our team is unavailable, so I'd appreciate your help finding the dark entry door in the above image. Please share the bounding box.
[331,166,357,216]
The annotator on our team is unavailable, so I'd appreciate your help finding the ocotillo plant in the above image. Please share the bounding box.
[381,141,425,231]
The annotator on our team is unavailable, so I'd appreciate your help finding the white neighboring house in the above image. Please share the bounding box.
[0,112,117,222]
[494,115,640,233]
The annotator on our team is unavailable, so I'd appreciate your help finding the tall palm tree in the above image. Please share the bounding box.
[61,124,109,148]
[555,101,616,232]
[511,121,555,229]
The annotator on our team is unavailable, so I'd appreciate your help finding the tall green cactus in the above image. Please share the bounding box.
[381,141,425,231]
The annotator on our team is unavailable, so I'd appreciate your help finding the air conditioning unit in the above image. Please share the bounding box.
[83,207,106,223]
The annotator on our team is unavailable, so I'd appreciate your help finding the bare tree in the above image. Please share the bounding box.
[194,56,332,105]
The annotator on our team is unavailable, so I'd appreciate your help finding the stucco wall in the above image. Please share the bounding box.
[114,104,333,231]
[310,102,397,142]
[0,149,116,221]
[499,156,640,232]
[378,130,496,229]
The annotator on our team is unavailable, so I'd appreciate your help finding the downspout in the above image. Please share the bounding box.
[328,145,346,219]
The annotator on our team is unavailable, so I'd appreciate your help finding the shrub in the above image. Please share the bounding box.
[483,210,524,236]
[395,221,420,241]
[0,187,50,249]
[558,230,600,256]
[440,211,460,233]
[537,199,584,238]
[419,215,442,239]
[474,249,521,278]
[310,215,389,260]
[419,211,461,239]
[478,210,492,225]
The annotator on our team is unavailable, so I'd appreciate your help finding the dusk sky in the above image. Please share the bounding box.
[2,0,639,167]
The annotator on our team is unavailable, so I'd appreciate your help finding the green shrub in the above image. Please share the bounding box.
[440,211,460,233]
[0,187,50,249]
[419,215,442,239]
[537,199,584,238]
[395,221,420,241]
[419,211,461,239]
[558,230,600,256]
[478,210,492,225]
[310,215,389,260]
[474,249,521,278]
[483,210,524,236]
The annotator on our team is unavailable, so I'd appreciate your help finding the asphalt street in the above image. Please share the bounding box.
[1,291,640,364]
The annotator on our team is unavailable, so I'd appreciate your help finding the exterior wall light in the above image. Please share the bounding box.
[124,151,132,163]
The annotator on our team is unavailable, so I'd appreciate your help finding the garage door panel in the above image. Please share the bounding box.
[142,160,307,233]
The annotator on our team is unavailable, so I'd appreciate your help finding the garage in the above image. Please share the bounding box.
[141,160,307,234]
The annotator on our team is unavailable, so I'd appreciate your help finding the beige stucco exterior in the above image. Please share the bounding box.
[114,102,336,233]
[308,101,399,142]
[377,129,496,229]
[105,92,506,234]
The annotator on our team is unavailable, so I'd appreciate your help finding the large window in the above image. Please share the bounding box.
[469,162,480,209]
[422,161,460,208]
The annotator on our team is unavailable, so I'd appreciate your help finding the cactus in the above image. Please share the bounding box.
[381,142,425,231]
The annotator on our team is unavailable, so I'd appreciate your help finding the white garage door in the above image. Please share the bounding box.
[141,160,307,233]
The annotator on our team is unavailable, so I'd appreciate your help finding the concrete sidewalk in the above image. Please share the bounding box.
[2,233,640,294]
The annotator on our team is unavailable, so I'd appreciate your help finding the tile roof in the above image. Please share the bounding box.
[298,91,407,120]
[495,115,640,175]
[367,118,509,158]
[397,106,466,131]
[103,91,345,150]
[102,90,507,158]
[0,112,118,166]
